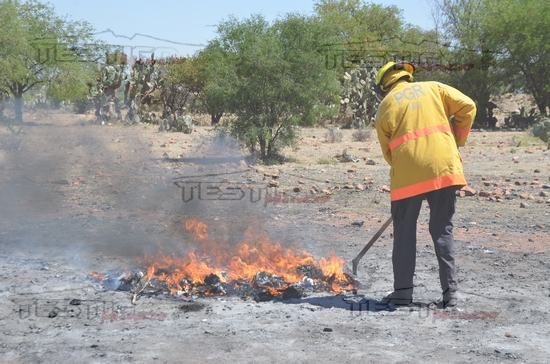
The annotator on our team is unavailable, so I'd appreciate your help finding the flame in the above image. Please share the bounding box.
[139,219,354,296]
[89,271,105,284]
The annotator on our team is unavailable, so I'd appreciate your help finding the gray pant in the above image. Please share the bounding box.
[390,186,457,298]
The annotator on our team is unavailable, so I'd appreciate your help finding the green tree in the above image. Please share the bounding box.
[195,48,230,125]
[483,0,550,116]
[430,0,500,128]
[0,0,104,122]
[207,14,341,161]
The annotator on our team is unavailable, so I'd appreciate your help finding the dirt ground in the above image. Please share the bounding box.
[1,111,549,363]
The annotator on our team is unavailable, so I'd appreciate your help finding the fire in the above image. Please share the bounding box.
[139,218,355,296]
[89,271,105,284]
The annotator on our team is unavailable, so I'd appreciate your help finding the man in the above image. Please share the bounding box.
[374,62,476,307]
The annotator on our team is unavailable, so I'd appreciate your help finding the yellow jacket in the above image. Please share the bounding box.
[375,79,476,201]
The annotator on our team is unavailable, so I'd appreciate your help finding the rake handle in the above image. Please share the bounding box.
[352,216,393,275]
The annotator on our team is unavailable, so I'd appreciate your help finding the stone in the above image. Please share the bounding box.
[268,180,280,187]
[479,190,490,197]
[483,181,492,186]
[298,180,305,184]
[343,183,355,189]
[520,202,529,208]
[293,186,303,193]
[381,186,391,193]
[355,184,365,191]
[366,159,376,165]
[519,193,529,199]
[540,191,549,197]
[460,186,477,196]
[534,169,541,173]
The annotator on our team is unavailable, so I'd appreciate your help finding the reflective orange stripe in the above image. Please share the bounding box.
[390,174,466,201]
[389,124,452,151]
[453,126,470,138]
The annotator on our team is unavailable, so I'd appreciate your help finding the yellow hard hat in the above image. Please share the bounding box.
[375,62,415,101]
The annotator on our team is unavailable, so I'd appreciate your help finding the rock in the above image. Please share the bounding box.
[483,181,492,186]
[381,186,391,193]
[355,183,365,191]
[351,221,364,227]
[528,195,535,200]
[323,328,333,332]
[520,202,529,208]
[298,180,305,184]
[530,181,540,185]
[514,181,522,186]
[325,179,330,183]
[293,186,303,193]
[536,198,544,204]
[268,180,280,187]
[343,183,355,189]
[460,186,477,196]
[310,189,317,194]
[321,189,332,195]
[264,172,272,177]
[272,174,279,179]
[479,190,490,197]
[540,191,549,197]
[366,159,376,165]
[534,169,540,173]
[492,188,502,196]
[347,168,356,173]
[543,184,550,189]
[519,193,529,199]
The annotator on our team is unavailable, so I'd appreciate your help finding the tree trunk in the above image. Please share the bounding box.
[14,93,23,124]
[259,138,267,160]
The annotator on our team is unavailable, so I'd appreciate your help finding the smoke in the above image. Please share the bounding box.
[0,114,271,271]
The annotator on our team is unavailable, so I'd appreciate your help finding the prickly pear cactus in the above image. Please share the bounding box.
[159,113,194,133]
[532,116,550,144]
[124,54,163,125]
[340,61,380,128]
[88,62,127,123]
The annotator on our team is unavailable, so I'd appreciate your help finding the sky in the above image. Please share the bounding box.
[47,0,434,58]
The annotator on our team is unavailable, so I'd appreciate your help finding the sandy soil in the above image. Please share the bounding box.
[0,111,549,363]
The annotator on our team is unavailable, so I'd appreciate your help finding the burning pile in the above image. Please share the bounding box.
[91,219,357,302]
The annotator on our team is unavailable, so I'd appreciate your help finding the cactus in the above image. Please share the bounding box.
[503,107,538,129]
[340,61,380,128]
[532,116,550,144]
[88,61,127,123]
[159,113,194,133]
[124,54,163,125]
